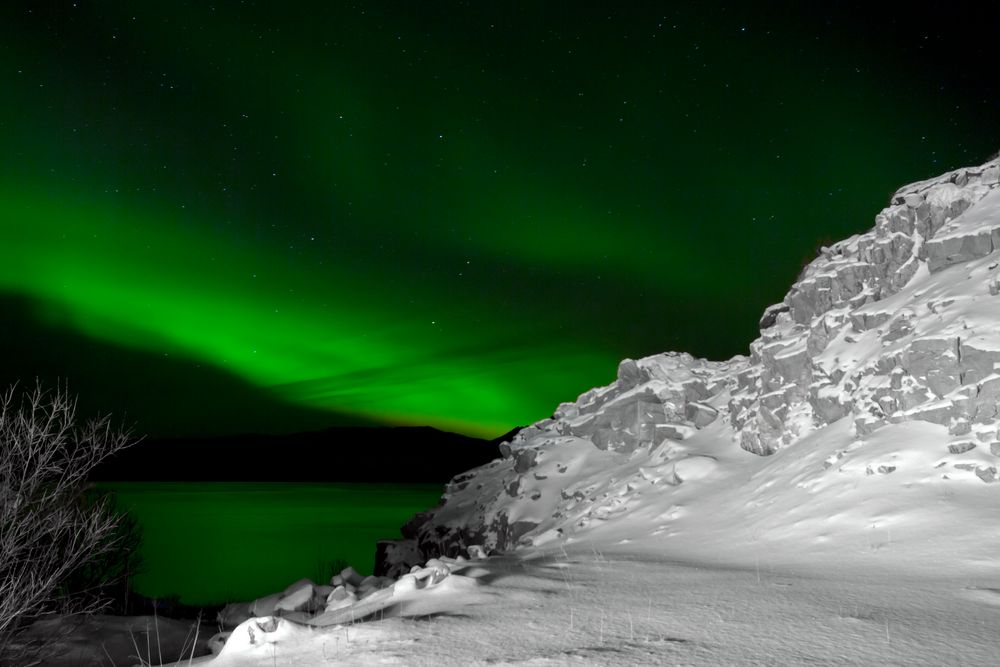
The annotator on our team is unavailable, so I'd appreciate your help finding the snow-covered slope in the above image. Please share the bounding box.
[381,157,1000,572]
[142,158,1000,666]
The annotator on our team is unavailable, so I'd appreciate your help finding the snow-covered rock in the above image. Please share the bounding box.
[274,579,315,613]
[333,566,364,588]
[377,157,1000,564]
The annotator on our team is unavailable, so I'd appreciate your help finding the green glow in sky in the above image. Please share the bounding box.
[1,185,607,436]
[0,3,996,437]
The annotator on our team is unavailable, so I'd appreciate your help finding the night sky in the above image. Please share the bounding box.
[1,2,998,439]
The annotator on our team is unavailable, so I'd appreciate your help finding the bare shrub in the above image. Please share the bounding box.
[55,493,144,615]
[0,381,141,654]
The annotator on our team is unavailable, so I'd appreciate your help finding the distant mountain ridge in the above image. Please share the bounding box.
[93,425,522,483]
[375,156,1000,575]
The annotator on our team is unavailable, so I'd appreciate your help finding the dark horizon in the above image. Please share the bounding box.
[1,1,998,440]
[92,423,520,483]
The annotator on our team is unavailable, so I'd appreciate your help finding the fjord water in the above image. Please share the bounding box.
[98,482,443,605]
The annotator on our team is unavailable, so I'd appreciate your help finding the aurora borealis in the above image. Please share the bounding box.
[1,2,998,438]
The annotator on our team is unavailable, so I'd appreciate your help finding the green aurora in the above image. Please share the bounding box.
[1,2,997,437]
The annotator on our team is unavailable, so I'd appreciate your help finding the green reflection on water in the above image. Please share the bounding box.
[98,482,443,605]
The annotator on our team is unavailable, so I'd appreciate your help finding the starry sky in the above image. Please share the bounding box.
[1,2,997,439]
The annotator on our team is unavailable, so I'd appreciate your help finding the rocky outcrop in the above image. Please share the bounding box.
[731,159,1000,454]
[377,157,1000,570]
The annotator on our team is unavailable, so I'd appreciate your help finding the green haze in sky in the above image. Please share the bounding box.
[0,3,995,436]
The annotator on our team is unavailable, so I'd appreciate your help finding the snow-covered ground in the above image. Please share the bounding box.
[28,545,1000,666]
[25,417,987,665]
[26,415,1000,665]
[130,548,1000,666]
[170,414,1000,666]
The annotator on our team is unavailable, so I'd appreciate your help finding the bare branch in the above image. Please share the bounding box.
[0,382,142,654]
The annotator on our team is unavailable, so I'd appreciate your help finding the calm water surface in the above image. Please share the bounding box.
[98,482,443,605]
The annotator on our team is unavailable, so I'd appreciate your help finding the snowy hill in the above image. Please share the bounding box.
[381,157,1000,574]
[105,159,1000,666]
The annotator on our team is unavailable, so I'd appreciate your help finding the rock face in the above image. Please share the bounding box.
[735,160,1000,456]
[376,157,1000,573]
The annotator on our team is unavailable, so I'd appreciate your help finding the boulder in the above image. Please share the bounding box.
[906,401,955,426]
[554,402,579,420]
[248,593,282,618]
[926,369,961,399]
[622,395,669,438]
[975,466,998,483]
[949,419,972,436]
[882,315,914,343]
[591,427,639,452]
[684,401,718,428]
[681,378,712,402]
[655,423,694,442]
[976,374,1000,403]
[809,389,851,423]
[275,580,314,613]
[960,340,1000,381]
[947,442,977,454]
[514,448,537,473]
[903,338,959,381]
[616,359,647,390]
[894,383,933,411]
[325,586,357,611]
[851,311,892,332]
[736,367,761,391]
[759,303,790,330]
[740,430,778,456]
[925,228,996,272]
[338,566,364,588]
[854,416,886,437]
[356,576,384,599]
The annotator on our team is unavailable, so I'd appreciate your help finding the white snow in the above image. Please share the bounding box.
[152,547,1000,665]
[933,187,1000,241]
